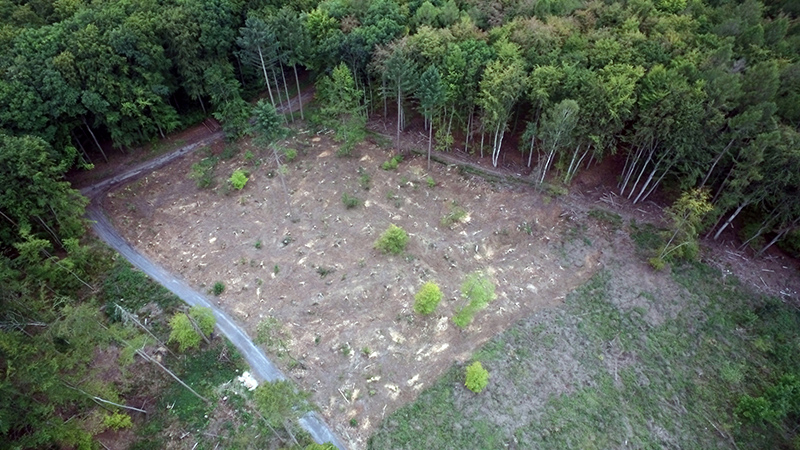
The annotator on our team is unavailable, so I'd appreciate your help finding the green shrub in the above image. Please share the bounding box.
[212,281,225,296]
[381,155,403,170]
[453,304,478,328]
[358,168,371,190]
[375,224,409,255]
[254,380,309,427]
[414,281,443,315]
[221,144,239,160]
[230,169,248,190]
[462,272,495,306]
[284,148,298,162]
[168,306,216,352]
[342,193,361,209]
[441,203,467,227]
[465,361,489,393]
[453,272,495,328]
[189,156,217,189]
[778,229,800,258]
[426,176,436,187]
[103,412,133,431]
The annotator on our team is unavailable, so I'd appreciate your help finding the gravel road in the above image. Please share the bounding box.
[82,118,345,449]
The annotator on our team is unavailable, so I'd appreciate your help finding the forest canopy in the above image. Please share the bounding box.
[1,0,800,447]
[1,0,798,261]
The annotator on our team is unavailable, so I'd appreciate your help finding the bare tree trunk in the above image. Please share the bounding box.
[292,64,304,120]
[465,108,473,153]
[638,160,674,204]
[396,85,402,153]
[83,117,108,162]
[627,145,655,200]
[64,383,148,414]
[185,313,211,345]
[480,127,485,159]
[757,217,800,256]
[198,95,206,115]
[701,138,735,188]
[712,166,735,205]
[136,349,210,404]
[527,134,535,168]
[713,202,748,240]
[258,46,276,108]
[271,68,287,124]
[71,130,92,165]
[633,151,670,204]
[427,117,433,169]
[619,145,640,193]
[115,304,175,357]
[280,63,294,122]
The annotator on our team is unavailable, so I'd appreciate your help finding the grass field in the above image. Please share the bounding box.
[101,258,317,450]
[369,259,800,449]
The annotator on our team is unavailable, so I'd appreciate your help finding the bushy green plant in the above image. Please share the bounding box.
[465,361,489,393]
[212,281,225,295]
[441,202,467,227]
[103,412,133,431]
[375,224,409,255]
[358,167,371,190]
[284,148,298,162]
[342,193,361,209]
[168,306,216,352]
[453,272,495,328]
[414,281,443,315]
[230,169,248,190]
[254,380,309,427]
[189,156,217,189]
[381,155,403,170]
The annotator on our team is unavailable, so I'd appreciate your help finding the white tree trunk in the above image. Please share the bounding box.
[258,46,276,108]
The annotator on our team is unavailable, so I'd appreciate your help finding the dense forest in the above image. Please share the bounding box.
[1,0,799,447]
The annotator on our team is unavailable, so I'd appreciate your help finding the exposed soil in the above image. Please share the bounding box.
[84,109,799,449]
[100,129,604,447]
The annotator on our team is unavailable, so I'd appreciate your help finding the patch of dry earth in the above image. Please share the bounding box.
[104,133,601,448]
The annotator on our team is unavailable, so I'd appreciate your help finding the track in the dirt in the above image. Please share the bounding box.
[81,90,345,449]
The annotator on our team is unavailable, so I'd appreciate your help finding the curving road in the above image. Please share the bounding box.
[81,120,345,449]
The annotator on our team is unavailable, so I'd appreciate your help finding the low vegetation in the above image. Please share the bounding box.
[374,224,409,255]
[464,362,489,394]
[453,272,495,328]
[341,192,362,209]
[381,155,403,171]
[189,154,218,189]
[168,306,216,352]
[230,169,249,190]
[212,281,225,296]
[371,261,800,449]
[441,202,468,228]
[414,281,443,315]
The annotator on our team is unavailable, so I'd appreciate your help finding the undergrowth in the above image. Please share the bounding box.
[370,262,800,449]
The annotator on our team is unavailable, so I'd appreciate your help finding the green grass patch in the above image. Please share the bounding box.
[629,220,664,255]
[103,259,182,321]
[373,261,800,449]
[160,341,243,429]
[381,155,403,171]
[189,154,218,189]
[588,208,623,230]
[440,202,468,228]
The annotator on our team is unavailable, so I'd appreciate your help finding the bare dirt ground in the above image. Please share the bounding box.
[101,129,603,447]
[88,111,799,449]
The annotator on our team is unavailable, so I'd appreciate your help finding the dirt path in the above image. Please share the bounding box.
[81,89,345,449]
